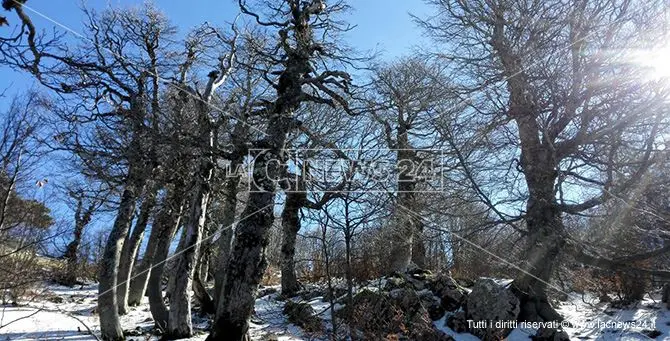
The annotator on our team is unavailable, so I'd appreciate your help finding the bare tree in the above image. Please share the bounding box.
[276,103,368,296]
[369,57,455,272]
[165,24,237,338]
[117,177,159,314]
[60,180,107,286]
[208,0,356,339]
[0,91,53,305]
[419,0,670,322]
[1,4,177,338]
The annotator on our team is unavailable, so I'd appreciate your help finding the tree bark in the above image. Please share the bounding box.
[98,165,143,341]
[166,59,230,336]
[62,197,95,286]
[212,171,241,307]
[127,196,164,306]
[280,191,306,297]
[193,271,215,315]
[209,101,295,341]
[411,219,426,269]
[193,224,216,315]
[167,164,212,338]
[165,223,187,300]
[508,118,565,323]
[127,222,155,306]
[117,182,158,315]
[146,188,184,331]
[511,219,565,322]
[194,274,215,315]
[488,15,566,322]
[208,3,341,339]
[388,129,423,273]
[344,231,354,305]
[209,81,311,340]
[209,186,277,340]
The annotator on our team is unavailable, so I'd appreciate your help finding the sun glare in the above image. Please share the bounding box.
[630,47,670,81]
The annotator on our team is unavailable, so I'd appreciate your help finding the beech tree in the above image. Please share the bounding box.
[0,3,175,339]
[208,0,357,339]
[419,0,670,322]
[164,24,237,338]
[60,180,108,286]
[3,0,670,339]
[369,57,456,272]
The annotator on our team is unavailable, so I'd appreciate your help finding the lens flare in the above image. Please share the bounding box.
[629,47,670,81]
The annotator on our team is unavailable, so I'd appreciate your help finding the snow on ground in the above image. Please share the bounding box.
[3,282,670,340]
[555,292,670,340]
[250,290,310,341]
[436,291,670,340]
[0,283,315,340]
[1,284,102,340]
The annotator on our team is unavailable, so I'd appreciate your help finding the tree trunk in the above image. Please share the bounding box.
[193,274,215,315]
[117,183,158,315]
[165,223,187,300]
[321,221,337,337]
[411,219,426,269]
[506,104,564,323]
[388,134,422,273]
[127,227,155,306]
[127,202,163,306]
[344,234,354,305]
[62,198,94,286]
[196,242,211,283]
[213,173,241,305]
[193,232,215,315]
[210,190,276,340]
[511,199,565,322]
[146,189,184,331]
[98,168,143,341]
[511,233,565,322]
[209,114,292,340]
[508,115,564,322]
[280,191,305,297]
[208,4,329,339]
[167,162,212,338]
[491,24,565,322]
[388,217,413,273]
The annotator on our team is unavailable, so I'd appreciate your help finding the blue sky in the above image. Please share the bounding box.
[1,0,431,98]
[0,0,431,251]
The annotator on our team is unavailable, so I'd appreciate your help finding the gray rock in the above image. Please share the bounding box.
[322,286,348,302]
[426,273,467,312]
[384,275,408,291]
[418,289,445,320]
[446,311,468,333]
[532,327,570,341]
[466,278,520,340]
[283,301,323,333]
[339,287,450,340]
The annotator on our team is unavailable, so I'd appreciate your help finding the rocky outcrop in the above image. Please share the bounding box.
[283,301,323,333]
[383,271,468,312]
[532,327,570,341]
[446,311,468,333]
[465,278,520,340]
[427,273,467,312]
[338,288,453,340]
[284,272,559,341]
